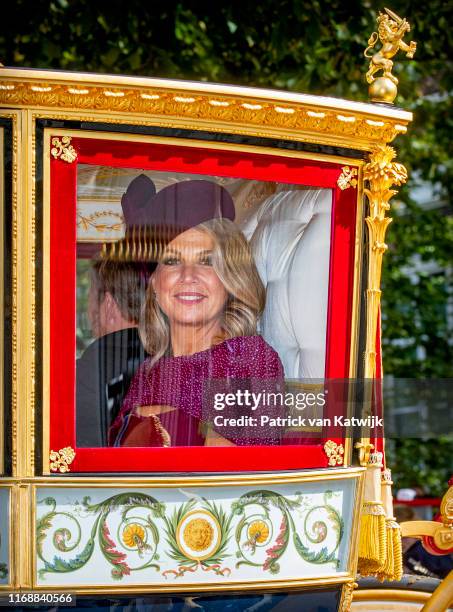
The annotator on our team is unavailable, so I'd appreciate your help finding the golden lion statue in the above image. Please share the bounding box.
[365,8,417,85]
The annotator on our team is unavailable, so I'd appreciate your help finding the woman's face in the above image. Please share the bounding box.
[152,227,228,328]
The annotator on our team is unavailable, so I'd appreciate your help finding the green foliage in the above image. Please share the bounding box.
[1,1,452,491]
[386,437,453,498]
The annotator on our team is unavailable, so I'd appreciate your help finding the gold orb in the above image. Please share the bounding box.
[369,77,398,104]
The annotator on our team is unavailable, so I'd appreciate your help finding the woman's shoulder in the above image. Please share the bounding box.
[220,334,275,353]
[129,355,156,382]
[217,335,284,374]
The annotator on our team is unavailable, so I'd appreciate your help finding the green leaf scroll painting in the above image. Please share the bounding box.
[233,490,343,575]
[37,494,164,580]
[36,490,343,580]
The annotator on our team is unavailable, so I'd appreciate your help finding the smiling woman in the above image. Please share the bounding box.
[108,184,285,448]
[148,225,231,360]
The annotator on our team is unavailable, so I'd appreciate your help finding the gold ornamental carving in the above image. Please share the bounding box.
[324,440,345,466]
[355,441,375,467]
[49,446,76,473]
[401,480,453,554]
[363,144,407,379]
[50,136,77,163]
[433,525,453,551]
[0,80,410,150]
[365,8,417,103]
[183,518,214,552]
[431,479,453,552]
[401,522,453,553]
[339,581,358,612]
[176,509,221,561]
[440,479,453,526]
[337,166,358,190]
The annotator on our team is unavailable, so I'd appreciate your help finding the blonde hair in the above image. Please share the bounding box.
[140,218,265,364]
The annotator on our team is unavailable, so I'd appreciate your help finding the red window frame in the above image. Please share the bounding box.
[48,135,359,472]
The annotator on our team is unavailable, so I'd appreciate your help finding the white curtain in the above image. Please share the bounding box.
[241,188,332,379]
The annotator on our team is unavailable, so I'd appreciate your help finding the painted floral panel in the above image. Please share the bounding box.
[35,478,357,586]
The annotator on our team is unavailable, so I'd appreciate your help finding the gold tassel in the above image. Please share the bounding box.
[357,450,387,575]
[377,468,403,581]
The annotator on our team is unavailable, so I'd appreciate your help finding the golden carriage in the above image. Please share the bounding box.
[0,8,452,611]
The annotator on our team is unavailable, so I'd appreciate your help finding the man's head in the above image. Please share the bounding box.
[88,259,151,338]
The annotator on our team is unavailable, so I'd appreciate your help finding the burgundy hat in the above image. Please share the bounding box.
[149,180,235,231]
[112,178,235,263]
[121,173,156,228]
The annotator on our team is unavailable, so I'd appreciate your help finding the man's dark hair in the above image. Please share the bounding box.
[91,259,153,324]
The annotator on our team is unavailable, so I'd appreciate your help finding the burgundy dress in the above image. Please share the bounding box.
[109,335,284,447]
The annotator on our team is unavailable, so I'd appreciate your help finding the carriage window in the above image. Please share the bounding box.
[75,166,332,449]
[46,134,359,472]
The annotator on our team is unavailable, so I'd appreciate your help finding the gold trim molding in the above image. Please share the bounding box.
[339,580,357,611]
[421,569,453,612]
[352,588,430,604]
[3,465,365,486]
[4,111,19,477]
[0,72,412,151]
[49,447,75,473]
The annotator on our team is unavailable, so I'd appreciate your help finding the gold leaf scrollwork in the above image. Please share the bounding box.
[49,446,76,473]
[324,440,345,466]
[50,135,77,163]
[337,166,358,190]
[339,581,358,612]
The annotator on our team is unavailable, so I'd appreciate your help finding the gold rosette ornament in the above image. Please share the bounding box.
[49,446,76,473]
